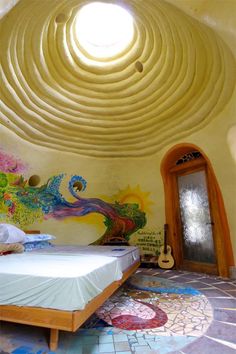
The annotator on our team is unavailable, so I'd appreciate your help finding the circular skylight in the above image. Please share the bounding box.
[75,2,134,59]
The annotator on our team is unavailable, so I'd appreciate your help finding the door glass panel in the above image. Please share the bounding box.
[177,170,216,264]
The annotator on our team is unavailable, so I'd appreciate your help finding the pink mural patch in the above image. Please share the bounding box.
[0,150,27,173]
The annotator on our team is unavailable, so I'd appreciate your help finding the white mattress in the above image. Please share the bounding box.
[32,245,140,271]
[0,246,140,311]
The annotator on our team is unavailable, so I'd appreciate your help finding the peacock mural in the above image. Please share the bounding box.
[0,150,146,244]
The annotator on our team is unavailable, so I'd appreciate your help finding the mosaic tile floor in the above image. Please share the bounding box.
[0,268,236,354]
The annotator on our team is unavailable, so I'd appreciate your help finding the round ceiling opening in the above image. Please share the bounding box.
[75,2,134,59]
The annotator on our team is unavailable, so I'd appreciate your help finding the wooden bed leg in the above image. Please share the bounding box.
[49,328,59,351]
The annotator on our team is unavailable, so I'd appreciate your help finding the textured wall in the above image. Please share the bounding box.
[167,0,236,57]
[0,0,235,158]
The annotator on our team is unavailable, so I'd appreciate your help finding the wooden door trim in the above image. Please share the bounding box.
[182,260,218,275]
[161,143,234,277]
[169,158,206,173]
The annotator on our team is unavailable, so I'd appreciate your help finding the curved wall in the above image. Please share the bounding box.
[0,0,235,263]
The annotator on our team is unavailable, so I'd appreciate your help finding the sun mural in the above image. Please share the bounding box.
[0,150,148,244]
[111,185,154,214]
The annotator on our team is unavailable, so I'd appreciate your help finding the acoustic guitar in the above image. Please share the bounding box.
[158,224,175,269]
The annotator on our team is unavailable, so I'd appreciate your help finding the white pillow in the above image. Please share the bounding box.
[24,234,56,243]
[0,224,26,243]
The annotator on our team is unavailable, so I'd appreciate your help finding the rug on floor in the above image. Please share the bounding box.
[0,272,214,354]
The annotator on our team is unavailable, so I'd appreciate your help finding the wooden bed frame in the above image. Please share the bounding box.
[0,260,140,351]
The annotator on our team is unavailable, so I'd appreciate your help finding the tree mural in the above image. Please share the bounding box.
[0,169,146,244]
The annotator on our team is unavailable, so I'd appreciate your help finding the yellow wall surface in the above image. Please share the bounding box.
[0,0,235,261]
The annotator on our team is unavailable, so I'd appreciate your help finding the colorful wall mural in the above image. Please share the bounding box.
[0,150,147,245]
[0,149,27,174]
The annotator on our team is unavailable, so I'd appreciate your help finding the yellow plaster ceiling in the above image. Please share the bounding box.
[0,0,235,157]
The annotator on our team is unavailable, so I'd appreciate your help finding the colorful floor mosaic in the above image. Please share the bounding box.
[1,268,236,354]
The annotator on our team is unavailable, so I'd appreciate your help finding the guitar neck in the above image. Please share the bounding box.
[164,224,168,254]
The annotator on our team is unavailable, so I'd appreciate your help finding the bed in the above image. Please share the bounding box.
[0,244,140,350]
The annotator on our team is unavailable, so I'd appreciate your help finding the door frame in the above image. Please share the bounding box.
[170,158,218,275]
[161,143,234,277]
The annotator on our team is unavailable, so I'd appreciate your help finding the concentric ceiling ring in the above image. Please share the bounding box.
[0,0,235,157]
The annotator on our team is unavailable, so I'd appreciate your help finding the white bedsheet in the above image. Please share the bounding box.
[32,245,140,271]
[0,252,122,311]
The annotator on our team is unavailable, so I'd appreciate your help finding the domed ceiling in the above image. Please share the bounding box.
[0,0,235,157]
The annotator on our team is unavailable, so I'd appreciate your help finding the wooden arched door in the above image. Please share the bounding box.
[161,144,234,277]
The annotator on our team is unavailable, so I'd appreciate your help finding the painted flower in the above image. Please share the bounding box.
[3,193,11,200]
[8,203,16,214]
